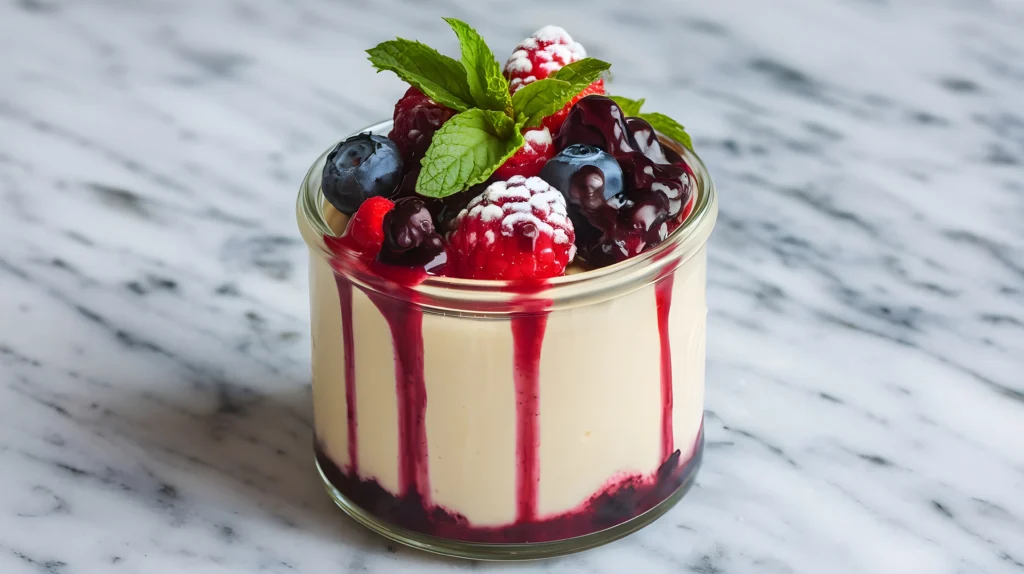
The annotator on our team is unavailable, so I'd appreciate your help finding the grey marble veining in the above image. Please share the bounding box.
[1,0,1023,572]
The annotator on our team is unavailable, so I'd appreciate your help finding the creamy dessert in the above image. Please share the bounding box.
[296,19,717,557]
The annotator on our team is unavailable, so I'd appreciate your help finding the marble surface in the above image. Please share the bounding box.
[1,0,1023,572]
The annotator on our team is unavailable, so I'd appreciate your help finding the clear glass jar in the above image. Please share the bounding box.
[296,121,718,560]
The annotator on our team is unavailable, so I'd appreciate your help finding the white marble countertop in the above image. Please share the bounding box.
[2,0,1023,572]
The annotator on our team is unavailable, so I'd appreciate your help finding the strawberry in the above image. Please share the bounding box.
[388,86,456,165]
[447,176,576,280]
[493,127,555,180]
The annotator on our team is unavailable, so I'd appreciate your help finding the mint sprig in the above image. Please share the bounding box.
[444,18,512,114]
[367,19,623,198]
[550,58,611,87]
[609,96,693,151]
[416,109,524,198]
[367,39,474,111]
[512,58,610,128]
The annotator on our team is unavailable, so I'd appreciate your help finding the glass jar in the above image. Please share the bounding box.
[296,121,718,560]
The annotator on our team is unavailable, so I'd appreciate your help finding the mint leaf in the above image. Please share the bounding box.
[640,112,693,151]
[367,39,473,111]
[416,109,524,198]
[443,18,512,113]
[610,95,645,116]
[551,58,611,89]
[511,77,573,128]
[511,58,611,128]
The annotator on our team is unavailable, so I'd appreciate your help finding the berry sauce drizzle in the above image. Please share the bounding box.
[335,276,359,475]
[325,263,698,543]
[364,290,431,502]
[655,275,675,461]
[509,289,549,523]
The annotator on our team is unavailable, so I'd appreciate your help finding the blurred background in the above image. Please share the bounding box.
[1,1,1022,573]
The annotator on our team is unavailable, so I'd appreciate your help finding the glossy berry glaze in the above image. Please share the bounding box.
[319,254,702,542]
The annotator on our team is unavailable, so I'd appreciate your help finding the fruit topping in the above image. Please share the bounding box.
[619,152,695,219]
[322,134,404,215]
[543,79,605,133]
[435,184,488,233]
[389,86,457,165]
[539,144,623,242]
[554,95,637,157]
[503,26,602,133]
[370,19,608,200]
[503,26,587,94]
[394,167,482,233]
[575,153,696,268]
[343,18,702,278]
[397,164,421,198]
[494,128,556,180]
[448,176,575,280]
[343,196,395,256]
[585,230,647,268]
[377,197,449,273]
[609,95,695,153]
[586,230,646,268]
[623,188,673,244]
[539,144,624,205]
[625,117,671,164]
[662,145,685,166]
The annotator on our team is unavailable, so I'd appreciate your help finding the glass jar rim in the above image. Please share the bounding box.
[297,120,718,314]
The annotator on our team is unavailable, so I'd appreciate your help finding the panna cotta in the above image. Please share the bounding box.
[296,20,718,558]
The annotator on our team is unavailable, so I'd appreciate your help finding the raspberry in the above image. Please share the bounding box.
[503,25,587,94]
[388,86,456,165]
[339,196,395,256]
[448,176,576,280]
[503,26,602,136]
[543,79,605,133]
[493,127,555,180]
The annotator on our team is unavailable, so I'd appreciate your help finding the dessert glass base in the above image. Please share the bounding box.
[316,434,703,560]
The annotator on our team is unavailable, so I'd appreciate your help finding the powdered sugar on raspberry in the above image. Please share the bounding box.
[524,128,553,147]
[492,127,555,180]
[458,176,571,242]
[508,76,535,92]
[504,26,587,93]
[447,176,576,279]
[506,50,533,74]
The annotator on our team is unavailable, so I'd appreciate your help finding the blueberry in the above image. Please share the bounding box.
[540,144,625,257]
[322,134,403,214]
[539,144,624,204]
